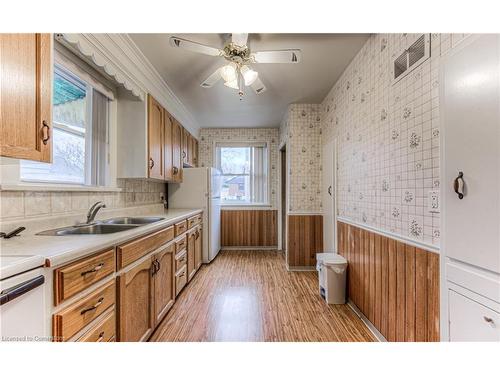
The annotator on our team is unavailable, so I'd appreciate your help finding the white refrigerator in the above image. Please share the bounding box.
[168,167,221,263]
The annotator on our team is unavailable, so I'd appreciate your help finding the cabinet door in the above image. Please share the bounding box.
[181,128,188,165]
[193,139,199,167]
[164,112,173,181]
[187,231,196,281]
[195,226,203,270]
[153,244,175,325]
[0,34,52,162]
[117,257,154,342]
[442,35,500,273]
[172,119,183,182]
[147,95,164,180]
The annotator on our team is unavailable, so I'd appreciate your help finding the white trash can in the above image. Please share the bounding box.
[316,253,348,304]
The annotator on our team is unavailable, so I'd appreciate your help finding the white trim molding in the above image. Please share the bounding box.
[57,33,199,137]
[337,216,440,254]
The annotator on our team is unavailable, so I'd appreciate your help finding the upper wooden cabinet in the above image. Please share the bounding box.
[171,118,183,183]
[0,34,52,163]
[164,111,173,181]
[147,95,164,180]
[181,127,198,168]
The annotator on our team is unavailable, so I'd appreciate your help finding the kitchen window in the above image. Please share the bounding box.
[215,142,269,205]
[20,64,110,186]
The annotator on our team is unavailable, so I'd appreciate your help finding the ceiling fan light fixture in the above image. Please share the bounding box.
[240,65,258,86]
[220,63,237,83]
[224,79,239,90]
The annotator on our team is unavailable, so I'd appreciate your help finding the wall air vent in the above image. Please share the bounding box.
[393,34,430,84]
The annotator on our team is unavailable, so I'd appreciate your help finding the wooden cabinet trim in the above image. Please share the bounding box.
[174,220,187,237]
[54,248,115,306]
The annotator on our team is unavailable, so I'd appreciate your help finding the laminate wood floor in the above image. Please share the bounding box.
[150,250,375,342]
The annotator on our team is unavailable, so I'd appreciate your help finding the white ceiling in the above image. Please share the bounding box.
[130,33,369,129]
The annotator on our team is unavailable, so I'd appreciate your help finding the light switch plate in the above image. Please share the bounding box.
[428,190,440,213]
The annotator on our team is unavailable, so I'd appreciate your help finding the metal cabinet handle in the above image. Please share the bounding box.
[42,120,50,145]
[195,231,199,240]
[96,332,105,342]
[156,259,161,273]
[328,185,332,196]
[453,171,464,199]
[173,166,178,175]
[80,297,104,315]
[182,151,186,159]
[81,263,104,277]
[149,158,155,169]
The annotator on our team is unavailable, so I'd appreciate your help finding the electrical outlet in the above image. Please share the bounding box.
[428,190,440,213]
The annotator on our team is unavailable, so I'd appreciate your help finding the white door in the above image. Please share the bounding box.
[322,139,336,252]
[441,35,500,273]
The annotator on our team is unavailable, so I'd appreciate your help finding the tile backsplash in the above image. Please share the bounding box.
[0,179,165,221]
[198,128,279,209]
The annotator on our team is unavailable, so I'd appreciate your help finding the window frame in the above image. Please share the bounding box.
[214,141,271,206]
[20,63,110,187]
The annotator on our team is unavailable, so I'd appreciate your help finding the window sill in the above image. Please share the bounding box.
[0,183,122,193]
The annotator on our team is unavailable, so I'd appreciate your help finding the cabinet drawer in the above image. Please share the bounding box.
[117,225,174,269]
[175,250,187,272]
[77,308,115,342]
[175,265,187,296]
[175,235,187,254]
[53,280,115,341]
[187,214,201,229]
[449,289,500,341]
[54,249,115,305]
[174,220,187,237]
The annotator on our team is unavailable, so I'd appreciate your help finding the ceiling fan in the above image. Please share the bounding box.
[169,33,302,99]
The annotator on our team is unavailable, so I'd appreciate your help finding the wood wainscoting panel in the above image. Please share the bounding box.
[221,210,277,247]
[287,215,323,267]
[337,221,440,342]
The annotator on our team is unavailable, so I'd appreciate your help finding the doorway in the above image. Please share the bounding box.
[280,145,287,253]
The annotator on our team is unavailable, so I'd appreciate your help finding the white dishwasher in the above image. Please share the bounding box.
[0,267,47,341]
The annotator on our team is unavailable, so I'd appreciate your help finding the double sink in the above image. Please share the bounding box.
[37,217,165,236]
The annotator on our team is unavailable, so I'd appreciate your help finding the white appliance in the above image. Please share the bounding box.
[168,167,222,263]
[441,34,500,341]
[0,267,47,341]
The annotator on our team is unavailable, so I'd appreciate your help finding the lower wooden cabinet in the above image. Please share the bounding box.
[77,308,115,342]
[152,244,175,325]
[187,230,196,281]
[117,257,154,342]
[195,226,202,271]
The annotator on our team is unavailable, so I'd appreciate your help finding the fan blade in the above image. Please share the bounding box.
[251,77,266,94]
[170,36,223,57]
[251,49,302,63]
[232,33,248,47]
[200,68,222,88]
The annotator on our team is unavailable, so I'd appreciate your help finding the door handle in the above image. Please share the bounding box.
[453,171,464,199]
[328,186,332,196]
[41,120,50,145]
[0,275,44,306]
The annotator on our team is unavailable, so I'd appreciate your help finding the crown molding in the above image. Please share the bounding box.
[58,33,200,137]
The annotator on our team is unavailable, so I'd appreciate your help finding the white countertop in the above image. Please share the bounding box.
[0,208,202,280]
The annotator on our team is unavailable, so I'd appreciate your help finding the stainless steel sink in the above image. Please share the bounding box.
[37,223,141,236]
[36,216,165,236]
[100,217,165,225]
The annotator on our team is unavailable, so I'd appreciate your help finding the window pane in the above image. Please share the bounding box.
[21,128,85,184]
[21,66,87,184]
[220,147,250,174]
[221,175,250,203]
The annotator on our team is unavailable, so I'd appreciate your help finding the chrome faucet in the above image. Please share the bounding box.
[86,201,106,224]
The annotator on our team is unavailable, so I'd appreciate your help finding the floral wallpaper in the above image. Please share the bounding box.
[321,33,470,247]
[198,128,279,209]
[279,104,322,213]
